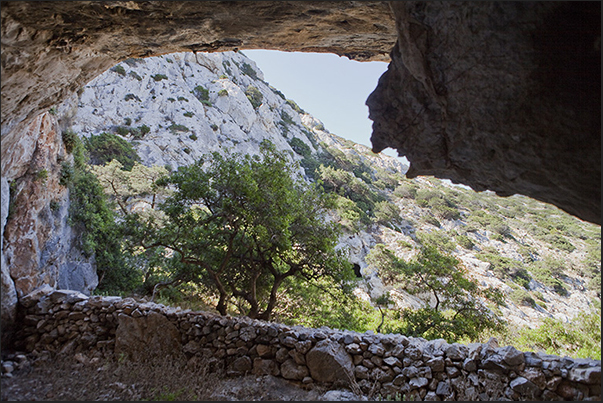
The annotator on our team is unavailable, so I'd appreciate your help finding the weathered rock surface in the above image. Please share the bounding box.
[1,1,599,225]
[367,1,600,224]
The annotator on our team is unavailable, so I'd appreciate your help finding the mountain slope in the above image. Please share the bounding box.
[57,50,600,333]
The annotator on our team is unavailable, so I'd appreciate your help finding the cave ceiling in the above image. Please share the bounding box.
[1,1,600,224]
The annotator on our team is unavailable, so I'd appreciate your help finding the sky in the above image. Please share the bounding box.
[243,50,400,158]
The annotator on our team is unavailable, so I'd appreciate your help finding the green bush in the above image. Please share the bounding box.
[192,85,210,104]
[286,99,305,114]
[240,62,258,80]
[281,110,295,125]
[128,71,142,81]
[177,96,188,102]
[168,124,189,134]
[111,65,126,76]
[288,137,311,158]
[35,169,48,183]
[210,124,218,131]
[394,183,418,199]
[218,89,228,96]
[510,288,537,308]
[62,129,79,153]
[84,132,140,171]
[124,93,141,102]
[183,111,194,118]
[59,161,74,187]
[151,73,168,81]
[529,257,568,295]
[245,85,263,109]
[189,133,198,141]
[456,234,475,250]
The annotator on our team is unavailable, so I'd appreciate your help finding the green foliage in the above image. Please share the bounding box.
[508,301,601,360]
[476,248,523,280]
[286,99,305,114]
[111,65,126,76]
[192,85,211,106]
[66,135,141,294]
[59,161,74,187]
[167,97,176,102]
[189,133,198,141]
[151,73,168,81]
[318,164,385,220]
[177,96,188,102]
[273,275,376,332]
[183,111,194,118]
[416,230,456,253]
[125,140,351,320]
[168,124,189,134]
[421,214,441,228]
[124,117,132,126]
[128,71,142,81]
[280,110,295,126]
[62,129,79,153]
[509,288,537,307]
[456,234,475,250]
[245,85,263,109]
[288,137,312,158]
[84,132,140,171]
[270,85,286,100]
[217,89,228,96]
[240,62,258,80]
[35,169,48,183]
[210,124,218,131]
[529,256,568,295]
[370,245,506,342]
[124,93,141,102]
[394,182,418,199]
[373,201,401,229]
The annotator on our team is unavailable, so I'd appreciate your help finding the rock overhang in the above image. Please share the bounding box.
[1,1,600,224]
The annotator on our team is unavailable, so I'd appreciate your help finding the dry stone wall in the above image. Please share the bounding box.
[13,287,601,401]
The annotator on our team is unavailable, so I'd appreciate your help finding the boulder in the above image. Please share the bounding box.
[306,339,354,384]
[115,311,181,359]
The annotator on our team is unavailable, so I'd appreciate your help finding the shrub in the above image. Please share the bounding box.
[218,89,228,96]
[245,85,263,109]
[168,124,189,133]
[288,137,312,158]
[84,132,140,170]
[183,147,191,154]
[124,117,132,126]
[270,86,286,100]
[240,62,258,79]
[192,85,211,106]
[456,234,475,250]
[62,129,79,153]
[183,111,194,118]
[128,71,142,81]
[151,73,168,81]
[210,124,218,131]
[394,183,418,199]
[422,214,441,228]
[59,161,74,187]
[177,96,188,102]
[219,74,228,79]
[281,110,295,126]
[35,169,48,183]
[510,288,537,308]
[189,133,198,141]
[167,97,176,102]
[286,99,305,114]
[124,93,141,102]
[111,65,126,76]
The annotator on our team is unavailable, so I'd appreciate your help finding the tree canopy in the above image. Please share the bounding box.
[125,140,353,320]
[366,244,506,342]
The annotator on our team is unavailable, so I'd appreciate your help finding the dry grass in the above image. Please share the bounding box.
[1,351,330,401]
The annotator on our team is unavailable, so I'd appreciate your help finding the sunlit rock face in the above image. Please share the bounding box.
[368,1,600,225]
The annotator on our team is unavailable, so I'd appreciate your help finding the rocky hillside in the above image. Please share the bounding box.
[56,50,600,332]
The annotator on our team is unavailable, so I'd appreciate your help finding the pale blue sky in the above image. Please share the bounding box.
[244,50,399,157]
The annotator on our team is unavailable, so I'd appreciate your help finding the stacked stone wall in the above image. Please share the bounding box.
[11,288,602,401]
